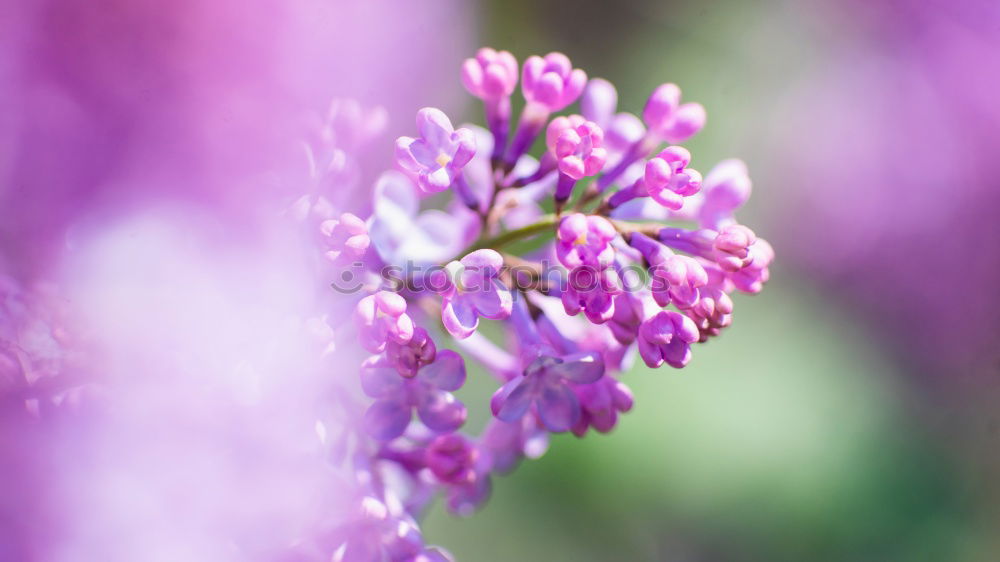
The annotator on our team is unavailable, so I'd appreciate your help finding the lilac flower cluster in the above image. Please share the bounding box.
[320,48,773,560]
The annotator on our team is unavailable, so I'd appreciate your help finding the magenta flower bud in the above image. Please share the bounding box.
[354,291,415,354]
[713,224,757,272]
[637,309,700,369]
[643,147,702,211]
[463,48,519,167]
[396,108,476,194]
[521,52,587,112]
[642,83,705,143]
[550,118,607,180]
[555,213,617,270]
[462,48,518,100]
[729,238,774,294]
[385,326,437,378]
[425,433,478,485]
[320,212,369,264]
[431,250,513,339]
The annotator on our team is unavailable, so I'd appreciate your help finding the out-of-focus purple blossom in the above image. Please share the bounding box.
[479,416,549,474]
[571,375,634,437]
[396,108,476,195]
[696,159,752,230]
[642,83,707,144]
[320,212,370,265]
[330,495,452,562]
[431,250,513,339]
[354,291,415,354]
[556,213,617,270]
[369,170,480,267]
[424,433,493,516]
[360,350,467,441]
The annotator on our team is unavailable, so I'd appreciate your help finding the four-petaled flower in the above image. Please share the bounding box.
[491,352,605,432]
[354,291,415,353]
[431,250,513,339]
[396,108,476,194]
[555,213,617,270]
[360,350,467,441]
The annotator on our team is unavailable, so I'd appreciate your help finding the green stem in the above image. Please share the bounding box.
[456,214,558,259]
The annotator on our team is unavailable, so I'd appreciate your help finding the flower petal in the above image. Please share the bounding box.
[548,352,604,383]
[363,399,411,441]
[419,349,466,391]
[442,295,479,339]
[537,381,580,432]
[359,357,404,399]
[416,390,467,433]
[490,377,534,423]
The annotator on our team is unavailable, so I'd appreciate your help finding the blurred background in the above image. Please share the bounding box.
[422,0,1000,560]
[2,0,998,560]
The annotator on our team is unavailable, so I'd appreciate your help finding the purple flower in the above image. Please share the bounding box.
[555,213,617,270]
[521,52,587,112]
[607,290,645,345]
[642,83,707,144]
[319,212,370,265]
[360,349,467,441]
[571,375,634,437]
[491,352,605,432]
[561,265,624,324]
[354,291,415,354]
[546,116,608,211]
[432,250,513,339]
[637,309,700,369]
[461,47,519,100]
[385,326,437,378]
[630,233,708,308]
[396,108,476,194]
[643,146,702,211]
